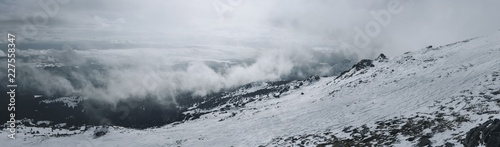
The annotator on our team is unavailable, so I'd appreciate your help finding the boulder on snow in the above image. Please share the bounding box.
[93,126,109,138]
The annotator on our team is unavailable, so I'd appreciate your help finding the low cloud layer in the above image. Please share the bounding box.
[1,46,356,104]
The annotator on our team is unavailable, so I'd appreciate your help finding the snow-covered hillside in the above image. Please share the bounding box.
[2,32,500,146]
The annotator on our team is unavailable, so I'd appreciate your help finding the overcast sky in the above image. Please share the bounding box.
[0,0,499,57]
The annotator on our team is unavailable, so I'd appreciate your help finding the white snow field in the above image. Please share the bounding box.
[2,32,500,146]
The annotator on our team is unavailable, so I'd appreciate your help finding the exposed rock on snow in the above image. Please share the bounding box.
[464,119,500,147]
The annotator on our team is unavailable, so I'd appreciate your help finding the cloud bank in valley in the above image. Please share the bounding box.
[4,46,356,104]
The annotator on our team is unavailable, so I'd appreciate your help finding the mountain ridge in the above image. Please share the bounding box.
[2,32,500,146]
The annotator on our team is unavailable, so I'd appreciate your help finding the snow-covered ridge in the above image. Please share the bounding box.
[2,32,500,146]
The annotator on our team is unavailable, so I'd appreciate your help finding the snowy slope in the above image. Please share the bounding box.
[2,32,500,146]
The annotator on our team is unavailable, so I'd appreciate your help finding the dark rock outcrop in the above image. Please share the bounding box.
[463,119,500,147]
[352,59,374,71]
[375,53,388,62]
[417,136,432,147]
[335,54,385,81]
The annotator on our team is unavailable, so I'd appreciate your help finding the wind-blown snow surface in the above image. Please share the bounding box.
[2,32,500,146]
